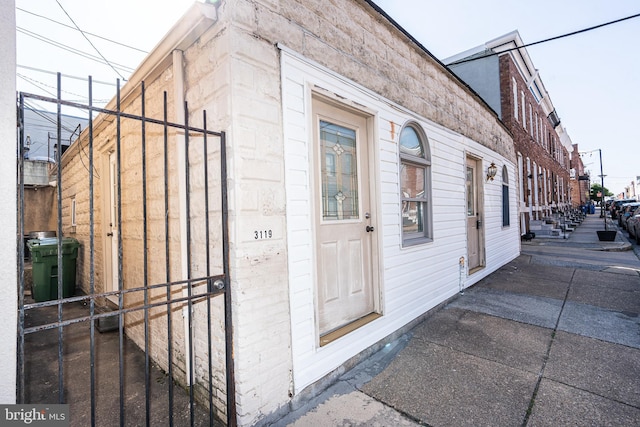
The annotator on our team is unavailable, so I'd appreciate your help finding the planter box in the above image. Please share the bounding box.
[597,230,617,241]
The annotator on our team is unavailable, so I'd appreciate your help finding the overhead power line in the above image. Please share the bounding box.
[23,101,81,134]
[16,7,148,54]
[17,73,111,103]
[448,12,640,66]
[16,65,117,86]
[17,27,135,73]
[55,0,127,80]
[17,74,57,98]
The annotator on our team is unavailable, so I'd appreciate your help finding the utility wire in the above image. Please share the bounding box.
[18,73,91,101]
[17,73,111,104]
[55,0,127,80]
[447,12,640,66]
[16,7,148,54]
[17,65,117,86]
[17,74,57,99]
[23,101,81,134]
[17,27,135,73]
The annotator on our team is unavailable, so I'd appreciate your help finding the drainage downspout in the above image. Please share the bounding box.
[173,48,192,386]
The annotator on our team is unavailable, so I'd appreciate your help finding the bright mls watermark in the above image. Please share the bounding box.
[0,405,69,426]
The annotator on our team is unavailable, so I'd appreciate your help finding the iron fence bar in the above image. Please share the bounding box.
[16,83,231,424]
[116,79,125,427]
[23,292,221,335]
[141,81,152,427]
[203,110,214,426]
[56,72,65,405]
[23,273,226,311]
[184,100,195,427]
[221,130,236,425]
[16,92,26,404]
[88,75,97,426]
[163,90,175,427]
[20,92,221,137]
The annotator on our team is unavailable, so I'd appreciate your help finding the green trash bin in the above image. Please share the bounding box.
[27,237,80,302]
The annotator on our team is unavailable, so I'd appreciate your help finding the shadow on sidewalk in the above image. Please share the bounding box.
[22,299,218,427]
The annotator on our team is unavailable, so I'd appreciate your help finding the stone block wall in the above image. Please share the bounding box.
[192,0,515,424]
[61,0,519,423]
[60,58,229,420]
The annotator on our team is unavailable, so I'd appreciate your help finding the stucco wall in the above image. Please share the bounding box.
[449,54,503,119]
[0,0,16,404]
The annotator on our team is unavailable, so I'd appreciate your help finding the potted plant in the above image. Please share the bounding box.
[597,229,617,241]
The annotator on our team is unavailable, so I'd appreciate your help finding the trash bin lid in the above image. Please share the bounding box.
[27,231,56,239]
[35,237,59,246]
[27,237,79,248]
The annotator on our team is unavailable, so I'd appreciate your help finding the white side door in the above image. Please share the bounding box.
[466,158,481,270]
[105,151,119,302]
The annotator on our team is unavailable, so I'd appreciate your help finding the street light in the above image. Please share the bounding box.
[598,173,607,218]
[598,149,606,230]
[580,149,610,234]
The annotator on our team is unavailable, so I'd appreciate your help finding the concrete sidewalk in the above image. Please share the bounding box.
[276,214,640,426]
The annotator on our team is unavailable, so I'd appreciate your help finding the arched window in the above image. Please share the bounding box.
[502,166,510,227]
[399,123,432,246]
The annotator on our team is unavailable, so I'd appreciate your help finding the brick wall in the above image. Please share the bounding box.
[499,54,570,216]
[570,144,589,207]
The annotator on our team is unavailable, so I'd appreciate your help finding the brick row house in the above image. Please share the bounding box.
[446,31,573,236]
[570,143,590,208]
[56,0,521,424]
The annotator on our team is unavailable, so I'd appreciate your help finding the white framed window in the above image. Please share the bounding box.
[399,123,432,246]
[529,104,533,136]
[512,78,518,122]
[71,197,77,226]
[521,91,526,129]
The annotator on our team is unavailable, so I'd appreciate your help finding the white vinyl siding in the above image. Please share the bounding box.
[280,48,520,394]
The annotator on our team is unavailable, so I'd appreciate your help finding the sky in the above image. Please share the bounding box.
[15,0,640,195]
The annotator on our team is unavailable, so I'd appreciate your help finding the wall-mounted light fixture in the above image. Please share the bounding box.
[486,162,498,181]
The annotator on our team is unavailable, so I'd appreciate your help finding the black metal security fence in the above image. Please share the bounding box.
[17,74,236,426]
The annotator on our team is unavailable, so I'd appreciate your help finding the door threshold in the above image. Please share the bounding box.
[469,266,484,275]
[319,312,381,347]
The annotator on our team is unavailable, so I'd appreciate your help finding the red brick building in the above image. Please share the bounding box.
[445,31,573,235]
[570,143,590,208]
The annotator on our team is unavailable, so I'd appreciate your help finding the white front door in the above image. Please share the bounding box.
[105,151,119,303]
[312,97,376,337]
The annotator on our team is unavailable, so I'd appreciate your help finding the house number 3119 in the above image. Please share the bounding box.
[254,230,273,240]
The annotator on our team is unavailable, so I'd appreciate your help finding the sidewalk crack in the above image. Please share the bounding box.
[521,267,576,426]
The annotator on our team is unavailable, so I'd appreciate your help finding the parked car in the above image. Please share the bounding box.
[628,214,640,244]
[618,203,640,229]
[610,198,636,219]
